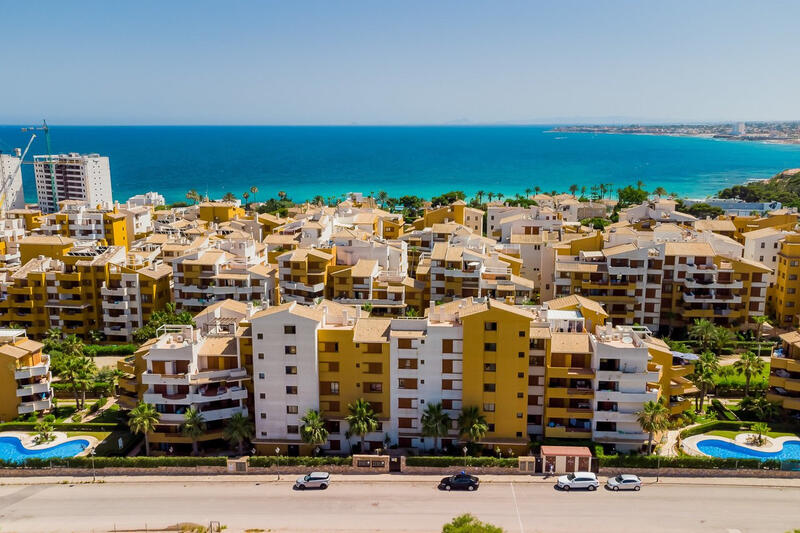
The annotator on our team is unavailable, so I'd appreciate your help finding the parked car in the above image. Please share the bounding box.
[606,474,642,491]
[439,472,480,491]
[556,472,599,491]
[295,471,331,490]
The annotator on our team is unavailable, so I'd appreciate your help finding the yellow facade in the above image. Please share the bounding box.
[19,236,75,264]
[413,201,484,235]
[768,331,800,413]
[198,202,246,223]
[0,332,51,422]
[773,234,800,327]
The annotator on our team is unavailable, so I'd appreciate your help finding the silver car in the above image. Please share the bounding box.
[606,474,642,491]
[295,471,331,490]
[556,472,599,491]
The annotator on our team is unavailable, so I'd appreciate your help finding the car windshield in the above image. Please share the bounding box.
[566,473,576,480]
[304,475,310,481]
[615,475,624,482]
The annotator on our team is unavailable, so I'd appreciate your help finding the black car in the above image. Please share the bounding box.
[439,473,480,491]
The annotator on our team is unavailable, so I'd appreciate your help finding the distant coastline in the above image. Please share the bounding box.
[550,122,800,145]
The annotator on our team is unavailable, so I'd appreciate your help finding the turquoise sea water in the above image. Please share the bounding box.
[1,126,799,204]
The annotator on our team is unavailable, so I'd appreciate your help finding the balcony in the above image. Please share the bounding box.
[769,376,800,393]
[545,407,593,419]
[595,389,659,403]
[158,406,248,424]
[669,399,692,414]
[14,358,50,380]
[593,410,638,422]
[545,387,594,399]
[18,398,52,414]
[104,300,131,310]
[141,371,191,386]
[547,367,595,379]
[544,426,592,439]
[101,285,129,297]
[190,367,248,384]
[16,381,51,397]
[593,430,648,443]
[771,356,800,374]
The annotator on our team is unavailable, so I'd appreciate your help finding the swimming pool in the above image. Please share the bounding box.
[0,436,90,463]
[696,438,800,461]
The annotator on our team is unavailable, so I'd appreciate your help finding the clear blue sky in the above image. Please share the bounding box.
[3,0,800,125]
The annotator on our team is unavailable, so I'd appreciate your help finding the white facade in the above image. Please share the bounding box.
[127,191,165,208]
[34,153,112,213]
[0,154,26,211]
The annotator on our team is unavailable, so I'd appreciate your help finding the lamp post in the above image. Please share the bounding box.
[90,448,97,482]
[275,447,281,481]
[462,446,468,467]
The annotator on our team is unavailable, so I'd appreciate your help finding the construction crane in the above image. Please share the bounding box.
[21,120,58,210]
[0,133,36,215]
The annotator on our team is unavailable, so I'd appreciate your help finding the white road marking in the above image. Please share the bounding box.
[510,482,524,533]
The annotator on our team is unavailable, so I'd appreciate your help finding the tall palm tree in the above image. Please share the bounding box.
[457,406,488,446]
[580,185,587,197]
[599,183,607,198]
[61,334,85,359]
[636,179,645,191]
[475,190,485,204]
[300,409,329,454]
[421,402,451,453]
[378,190,388,207]
[524,188,532,198]
[534,186,541,195]
[278,190,287,201]
[97,367,125,397]
[62,356,96,409]
[345,399,378,453]
[568,184,578,197]
[486,192,495,203]
[223,192,237,202]
[692,351,720,412]
[752,315,770,357]
[688,319,716,352]
[223,412,254,455]
[710,327,735,356]
[496,192,504,203]
[181,407,207,456]
[652,186,667,198]
[636,400,670,454]
[128,402,160,456]
[250,186,259,205]
[733,351,766,397]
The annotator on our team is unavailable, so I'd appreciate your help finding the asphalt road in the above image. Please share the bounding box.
[0,478,797,533]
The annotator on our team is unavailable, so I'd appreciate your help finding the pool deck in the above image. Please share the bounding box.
[0,431,100,457]
[683,433,800,457]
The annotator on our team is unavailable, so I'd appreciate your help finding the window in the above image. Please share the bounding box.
[484,321,497,331]
[285,366,297,375]
[442,339,454,353]
[365,362,383,374]
[259,393,266,399]
[487,423,495,432]
[286,386,298,395]
[260,413,266,419]
[484,343,497,352]
[258,372,265,380]
[398,358,417,369]
[322,342,339,352]
[517,392,524,398]
[483,383,496,392]
[517,412,523,418]
[398,338,412,349]
[325,361,340,372]
[284,325,296,334]
[286,405,298,414]
[257,333,263,340]
[483,403,495,412]
[519,331,525,337]
[483,363,496,372]
[518,352,525,358]
[364,343,383,354]
[518,372,524,378]
[365,382,383,393]
[398,378,418,389]
[287,425,299,434]
[321,381,339,395]
[285,345,297,355]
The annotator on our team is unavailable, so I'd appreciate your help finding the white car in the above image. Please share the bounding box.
[295,471,331,490]
[606,474,642,491]
[556,472,599,491]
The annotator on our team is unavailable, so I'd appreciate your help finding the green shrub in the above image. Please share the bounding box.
[711,399,738,421]
[0,456,227,469]
[89,397,107,413]
[405,456,517,468]
[43,414,56,423]
[0,422,121,432]
[83,344,137,357]
[52,381,112,395]
[598,454,779,470]
[25,413,37,422]
[247,456,351,467]
[679,420,753,439]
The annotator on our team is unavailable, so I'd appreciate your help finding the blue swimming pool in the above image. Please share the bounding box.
[696,438,800,461]
[0,436,90,463]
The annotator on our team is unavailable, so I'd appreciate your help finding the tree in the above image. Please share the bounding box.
[738,396,780,421]
[378,190,388,207]
[652,186,667,198]
[128,402,160,456]
[457,406,488,446]
[278,190,287,201]
[486,192,494,203]
[312,195,325,206]
[34,420,55,445]
[569,184,578,197]
[442,514,503,533]
[62,356,96,409]
[250,185,259,205]
[224,412,254,455]
[685,203,724,219]
[751,422,770,446]
[300,409,329,453]
[345,399,378,453]
[710,327,735,356]
[692,351,719,412]
[752,315,770,357]
[733,351,766,397]
[496,192,504,203]
[96,367,125,397]
[242,191,250,206]
[133,303,195,343]
[616,185,648,207]
[421,402,451,453]
[636,400,669,454]
[61,334,86,359]
[688,319,716,352]
[580,185,587,197]
[181,407,207,456]
[474,190,485,204]
[186,189,201,205]
[88,329,104,344]
[221,192,236,202]
[524,188,532,198]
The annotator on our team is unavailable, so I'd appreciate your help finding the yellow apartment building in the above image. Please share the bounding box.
[197,201,246,224]
[412,200,484,235]
[773,234,800,326]
[767,331,800,413]
[0,329,52,422]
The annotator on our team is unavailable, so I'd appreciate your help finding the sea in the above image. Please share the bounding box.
[1,125,799,205]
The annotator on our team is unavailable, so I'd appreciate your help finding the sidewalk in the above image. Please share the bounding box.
[2,473,800,488]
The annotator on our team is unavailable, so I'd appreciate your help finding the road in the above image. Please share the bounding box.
[0,477,798,533]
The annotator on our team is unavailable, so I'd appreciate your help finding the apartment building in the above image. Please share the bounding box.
[196,201,245,224]
[0,217,26,267]
[412,200,484,235]
[277,248,335,304]
[486,205,563,241]
[0,329,52,422]
[767,330,800,414]
[101,261,172,342]
[140,324,249,451]
[38,201,129,248]
[0,153,26,211]
[34,153,113,213]
[771,234,800,326]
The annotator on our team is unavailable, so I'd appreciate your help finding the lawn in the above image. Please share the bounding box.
[707,429,799,439]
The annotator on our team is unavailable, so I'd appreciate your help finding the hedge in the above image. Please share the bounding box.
[679,420,754,439]
[84,344,137,357]
[0,456,227,469]
[0,422,122,432]
[52,381,111,394]
[248,456,351,467]
[597,454,780,470]
[711,399,738,421]
[405,456,518,468]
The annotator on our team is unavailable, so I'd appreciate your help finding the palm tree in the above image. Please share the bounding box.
[312,195,325,206]
[457,406,488,447]
[475,190,485,204]
[88,329,103,345]
[568,184,578,197]
[738,396,780,421]
[688,319,716,352]
[636,400,669,454]
[345,399,378,453]
[378,190,388,207]
[710,327,735,356]
[599,184,607,199]
[692,351,720,412]
[534,186,541,195]
[486,192,495,203]
[62,356,96,409]
[186,189,201,205]
[652,186,667,198]
[97,367,125,397]
[61,334,85,359]
[278,190,287,201]
[224,412,254,455]
[250,186,259,205]
[496,192,504,203]
[751,422,770,446]
[524,188,532,198]
[420,402,451,453]
[181,407,207,456]
[636,179,644,191]
[128,402,160,456]
[222,192,237,202]
[733,351,766,397]
[580,185,587,197]
[752,315,770,357]
[300,409,329,454]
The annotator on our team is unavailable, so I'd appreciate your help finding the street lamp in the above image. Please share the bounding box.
[275,447,281,481]
[90,448,97,482]
[462,446,468,467]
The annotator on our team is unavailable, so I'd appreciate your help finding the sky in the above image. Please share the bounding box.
[3,0,800,125]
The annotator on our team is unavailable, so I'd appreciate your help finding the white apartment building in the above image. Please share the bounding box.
[742,227,786,288]
[0,153,26,211]
[126,191,165,208]
[34,153,112,213]
[0,218,26,266]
